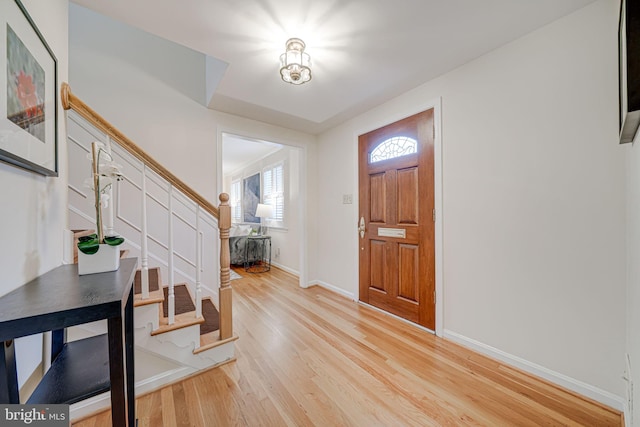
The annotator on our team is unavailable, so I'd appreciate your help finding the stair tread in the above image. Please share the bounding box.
[134,288,164,307]
[195,332,238,354]
[151,312,204,336]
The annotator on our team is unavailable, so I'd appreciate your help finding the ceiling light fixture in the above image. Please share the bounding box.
[279,38,311,85]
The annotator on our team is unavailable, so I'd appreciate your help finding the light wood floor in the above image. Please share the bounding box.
[74,267,622,426]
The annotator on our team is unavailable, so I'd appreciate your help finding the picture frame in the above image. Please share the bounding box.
[243,173,261,223]
[0,0,58,176]
[619,0,640,144]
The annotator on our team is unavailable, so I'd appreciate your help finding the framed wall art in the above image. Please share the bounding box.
[0,0,58,176]
[619,0,640,144]
[243,173,260,223]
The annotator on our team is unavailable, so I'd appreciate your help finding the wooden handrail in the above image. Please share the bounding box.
[61,83,219,220]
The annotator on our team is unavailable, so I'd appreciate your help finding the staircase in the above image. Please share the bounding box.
[63,82,236,405]
[133,267,235,369]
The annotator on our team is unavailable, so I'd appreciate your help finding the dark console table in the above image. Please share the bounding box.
[0,258,137,427]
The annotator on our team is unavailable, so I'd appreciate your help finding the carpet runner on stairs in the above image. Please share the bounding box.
[200,299,220,334]
[162,285,195,317]
[134,268,160,293]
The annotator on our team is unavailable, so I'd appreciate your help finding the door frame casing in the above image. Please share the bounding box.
[354,97,443,337]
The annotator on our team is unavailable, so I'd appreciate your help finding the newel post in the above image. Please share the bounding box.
[218,193,233,340]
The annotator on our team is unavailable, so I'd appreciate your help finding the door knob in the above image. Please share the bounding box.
[358,217,366,238]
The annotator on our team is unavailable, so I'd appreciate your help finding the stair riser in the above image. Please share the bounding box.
[136,322,199,350]
[134,303,161,331]
[132,268,226,370]
[133,322,230,369]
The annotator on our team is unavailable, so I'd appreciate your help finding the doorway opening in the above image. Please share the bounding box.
[220,133,305,288]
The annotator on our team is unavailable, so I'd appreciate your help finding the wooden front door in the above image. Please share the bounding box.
[358,110,435,330]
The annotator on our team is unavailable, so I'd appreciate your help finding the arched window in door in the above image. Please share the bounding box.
[369,136,418,163]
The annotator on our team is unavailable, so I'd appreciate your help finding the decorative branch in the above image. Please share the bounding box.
[77,141,125,255]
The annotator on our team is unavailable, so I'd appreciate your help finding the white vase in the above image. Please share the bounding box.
[77,244,120,275]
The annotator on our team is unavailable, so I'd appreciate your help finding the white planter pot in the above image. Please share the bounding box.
[77,244,120,275]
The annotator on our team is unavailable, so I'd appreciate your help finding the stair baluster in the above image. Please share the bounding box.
[195,205,202,320]
[105,135,116,238]
[140,163,150,299]
[168,184,175,325]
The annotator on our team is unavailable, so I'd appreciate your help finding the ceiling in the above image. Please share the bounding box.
[70,0,598,134]
[222,134,282,174]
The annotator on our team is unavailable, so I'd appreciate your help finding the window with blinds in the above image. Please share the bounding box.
[263,163,284,224]
[230,180,242,223]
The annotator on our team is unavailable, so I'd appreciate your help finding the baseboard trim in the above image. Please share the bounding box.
[624,402,631,427]
[311,280,356,300]
[270,261,299,277]
[443,329,626,412]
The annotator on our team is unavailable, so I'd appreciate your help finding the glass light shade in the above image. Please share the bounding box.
[279,38,312,85]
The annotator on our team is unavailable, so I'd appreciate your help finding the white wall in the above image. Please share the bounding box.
[625,49,640,424]
[69,4,218,203]
[0,0,68,388]
[626,121,640,425]
[317,0,626,401]
[69,4,210,107]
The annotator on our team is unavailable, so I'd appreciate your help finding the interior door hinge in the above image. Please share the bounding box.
[434,291,436,304]
[432,209,436,222]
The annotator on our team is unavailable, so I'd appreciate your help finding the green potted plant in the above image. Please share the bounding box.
[77,141,125,275]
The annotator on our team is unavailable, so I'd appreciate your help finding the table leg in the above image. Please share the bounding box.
[266,238,271,271]
[125,289,135,427]
[108,316,128,427]
[51,329,66,361]
[0,340,18,403]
